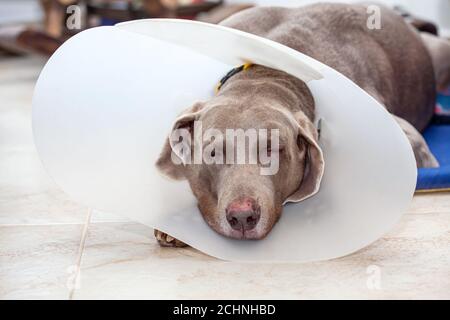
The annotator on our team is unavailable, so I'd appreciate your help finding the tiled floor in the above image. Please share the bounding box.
[0,55,449,300]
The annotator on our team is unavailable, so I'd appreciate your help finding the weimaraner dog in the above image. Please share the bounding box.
[154,3,450,246]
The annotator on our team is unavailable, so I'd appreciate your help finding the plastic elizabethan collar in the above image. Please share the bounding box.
[32,19,417,262]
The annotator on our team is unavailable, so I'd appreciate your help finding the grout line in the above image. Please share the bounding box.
[68,208,92,300]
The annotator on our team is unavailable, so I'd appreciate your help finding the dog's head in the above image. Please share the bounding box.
[156,78,324,240]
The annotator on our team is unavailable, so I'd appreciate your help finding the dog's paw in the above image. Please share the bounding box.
[393,115,440,168]
[416,146,440,168]
[154,229,188,247]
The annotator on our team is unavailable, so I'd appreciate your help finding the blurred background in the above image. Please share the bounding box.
[0,0,449,58]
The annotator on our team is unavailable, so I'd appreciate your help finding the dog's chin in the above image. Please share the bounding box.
[209,222,273,240]
[225,228,269,240]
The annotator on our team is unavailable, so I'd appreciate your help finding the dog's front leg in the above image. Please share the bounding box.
[393,115,439,168]
[154,229,188,247]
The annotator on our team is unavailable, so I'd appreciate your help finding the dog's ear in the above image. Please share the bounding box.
[285,111,324,203]
[156,103,205,180]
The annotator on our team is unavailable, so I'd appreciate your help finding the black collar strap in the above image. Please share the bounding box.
[215,63,253,93]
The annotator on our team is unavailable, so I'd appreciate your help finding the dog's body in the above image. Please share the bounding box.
[155,3,450,246]
[223,4,435,130]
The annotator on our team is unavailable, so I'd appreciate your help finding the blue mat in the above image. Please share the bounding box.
[416,88,450,191]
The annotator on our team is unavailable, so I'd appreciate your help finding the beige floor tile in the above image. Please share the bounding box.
[408,193,450,214]
[0,224,83,299]
[71,211,450,299]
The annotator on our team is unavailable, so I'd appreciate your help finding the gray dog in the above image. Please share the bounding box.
[154,3,450,246]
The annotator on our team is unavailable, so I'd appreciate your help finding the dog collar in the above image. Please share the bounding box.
[215,63,253,93]
[32,19,416,262]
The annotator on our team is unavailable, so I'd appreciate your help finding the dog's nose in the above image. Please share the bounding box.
[226,197,261,231]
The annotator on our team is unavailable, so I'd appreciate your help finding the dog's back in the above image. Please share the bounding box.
[220,3,435,131]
